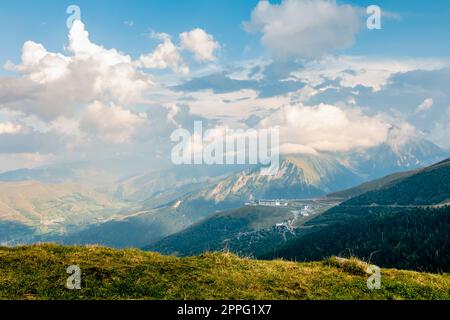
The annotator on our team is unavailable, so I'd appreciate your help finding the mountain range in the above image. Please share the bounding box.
[148,157,450,272]
[0,136,447,252]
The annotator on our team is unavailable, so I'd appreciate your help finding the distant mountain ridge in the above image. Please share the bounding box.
[36,155,358,248]
[0,136,447,249]
[328,170,418,200]
[182,154,362,206]
[340,127,447,180]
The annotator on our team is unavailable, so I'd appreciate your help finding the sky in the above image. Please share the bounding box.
[1,0,450,66]
[0,0,449,173]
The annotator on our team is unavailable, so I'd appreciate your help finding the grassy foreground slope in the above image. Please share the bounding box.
[0,244,449,300]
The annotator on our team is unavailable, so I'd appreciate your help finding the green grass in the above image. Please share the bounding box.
[0,244,449,300]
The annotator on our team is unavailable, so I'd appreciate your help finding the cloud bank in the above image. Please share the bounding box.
[244,0,361,59]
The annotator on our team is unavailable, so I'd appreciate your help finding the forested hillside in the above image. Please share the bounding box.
[262,206,450,273]
[344,158,450,206]
[260,159,450,273]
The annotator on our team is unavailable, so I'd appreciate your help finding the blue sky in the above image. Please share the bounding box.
[0,0,449,172]
[0,0,261,69]
[1,0,450,72]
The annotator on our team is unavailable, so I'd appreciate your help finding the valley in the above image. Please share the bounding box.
[0,146,448,275]
[0,180,131,244]
[146,197,341,257]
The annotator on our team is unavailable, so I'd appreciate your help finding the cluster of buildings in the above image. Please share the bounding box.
[245,200,290,207]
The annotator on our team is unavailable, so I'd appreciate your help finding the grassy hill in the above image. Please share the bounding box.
[0,244,449,300]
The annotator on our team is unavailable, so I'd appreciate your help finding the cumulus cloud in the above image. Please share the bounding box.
[0,11,445,173]
[80,101,147,144]
[1,20,155,120]
[180,28,220,62]
[5,41,70,84]
[66,20,155,103]
[415,98,433,114]
[259,103,390,153]
[244,0,361,59]
[139,32,189,75]
[0,18,229,171]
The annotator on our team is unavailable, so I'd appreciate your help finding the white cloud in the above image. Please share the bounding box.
[139,32,189,75]
[227,58,272,81]
[432,123,450,149]
[80,101,147,144]
[2,20,155,120]
[279,143,318,155]
[67,20,155,103]
[259,103,390,153]
[0,19,227,170]
[431,107,450,149]
[0,153,57,173]
[180,28,220,62]
[291,56,447,91]
[185,89,291,125]
[5,41,70,84]
[244,0,361,59]
[0,13,445,173]
[385,122,420,152]
[415,98,433,114]
[0,122,25,135]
